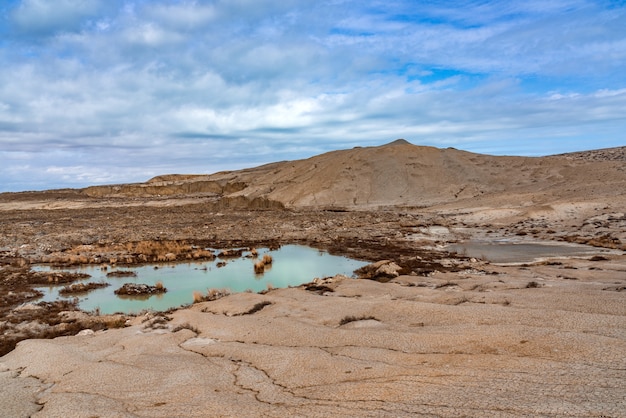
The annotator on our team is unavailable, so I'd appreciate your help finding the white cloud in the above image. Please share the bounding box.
[123,22,185,46]
[145,2,217,29]
[11,0,110,36]
[0,0,625,191]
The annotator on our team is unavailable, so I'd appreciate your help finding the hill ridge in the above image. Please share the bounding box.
[75,143,626,211]
[554,146,626,161]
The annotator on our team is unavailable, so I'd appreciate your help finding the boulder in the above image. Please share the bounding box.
[114,283,167,296]
[355,260,403,282]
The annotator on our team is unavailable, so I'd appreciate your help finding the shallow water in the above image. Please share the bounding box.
[447,241,616,264]
[33,245,368,314]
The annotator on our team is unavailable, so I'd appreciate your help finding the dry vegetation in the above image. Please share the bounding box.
[192,288,231,303]
[253,253,274,274]
[37,240,217,266]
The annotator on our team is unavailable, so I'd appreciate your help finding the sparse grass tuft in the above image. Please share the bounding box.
[435,281,458,289]
[142,315,171,330]
[106,317,128,329]
[236,301,272,316]
[206,288,230,301]
[254,261,265,274]
[252,254,274,275]
[192,290,204,303]
[192,288,230,303]
[339,315,378,326]
[172,322,199,333]
[155,281,164,290]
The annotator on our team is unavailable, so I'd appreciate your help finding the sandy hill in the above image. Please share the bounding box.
[82,140,626,211]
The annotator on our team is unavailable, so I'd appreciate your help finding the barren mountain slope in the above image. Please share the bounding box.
[20,141,626,211]
[176,140,626,209]
[556,146,626,162]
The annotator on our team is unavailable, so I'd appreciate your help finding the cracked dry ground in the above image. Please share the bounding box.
[2,255,625,417]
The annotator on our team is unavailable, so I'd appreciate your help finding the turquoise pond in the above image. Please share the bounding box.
[33,245,368,314]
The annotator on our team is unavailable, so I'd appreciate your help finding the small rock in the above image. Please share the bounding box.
[375,262,402,278]
[13,303,44,312]
[114,283,167,295]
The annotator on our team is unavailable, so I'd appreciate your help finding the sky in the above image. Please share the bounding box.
[0,0,625,192]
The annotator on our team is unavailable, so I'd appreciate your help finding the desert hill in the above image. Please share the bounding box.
[81,140,626,211]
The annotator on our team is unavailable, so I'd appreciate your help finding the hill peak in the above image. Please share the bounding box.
[383,139,412,147]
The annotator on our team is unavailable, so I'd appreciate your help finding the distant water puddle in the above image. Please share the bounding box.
[447,241,617,264]
[33,245,368,314]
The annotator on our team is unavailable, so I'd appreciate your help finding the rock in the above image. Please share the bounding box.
[114,283,167,296]
[13,303,44,312]
[375,261,402,279]
[356,260,403,281]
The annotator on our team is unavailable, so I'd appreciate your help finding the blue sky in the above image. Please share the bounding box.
[1,0,625,192]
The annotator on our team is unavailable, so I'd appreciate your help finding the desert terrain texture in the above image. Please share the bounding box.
[1,140,625,417]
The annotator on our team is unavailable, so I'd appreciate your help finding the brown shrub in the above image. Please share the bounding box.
[192,290,204,303]
[339,315,377,326]
[254,261,265,274]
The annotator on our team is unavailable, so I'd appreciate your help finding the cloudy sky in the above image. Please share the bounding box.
[1,0,625,192]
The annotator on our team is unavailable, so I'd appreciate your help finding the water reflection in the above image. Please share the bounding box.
[33,245,367,314]
[446,241,617,264]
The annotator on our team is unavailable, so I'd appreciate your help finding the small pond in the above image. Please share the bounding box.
[446,240,618,264]
[33,245,368,314]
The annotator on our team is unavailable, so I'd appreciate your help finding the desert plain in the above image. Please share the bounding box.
[1,140,625,417]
